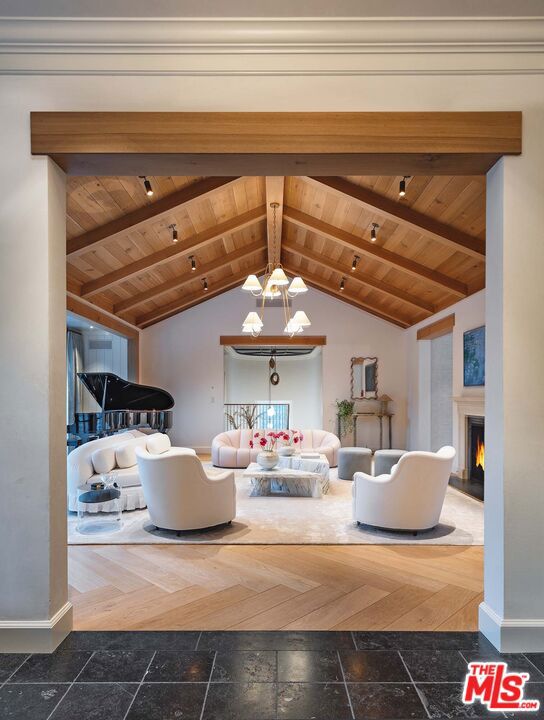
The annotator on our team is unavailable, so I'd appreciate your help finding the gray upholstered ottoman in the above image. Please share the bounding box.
[374,449,406,476]
[338,447,372,480]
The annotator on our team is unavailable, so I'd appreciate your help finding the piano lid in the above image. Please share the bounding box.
[77,372,174,411]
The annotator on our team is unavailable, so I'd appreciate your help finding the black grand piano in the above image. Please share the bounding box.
[69,372,174,444]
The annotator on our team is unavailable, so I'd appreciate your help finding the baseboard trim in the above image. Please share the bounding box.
[479,601,544,653]
[0,602,73,653]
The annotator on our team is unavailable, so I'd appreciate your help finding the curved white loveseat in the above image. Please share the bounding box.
[67,430,185,512]
[211,428,340,468]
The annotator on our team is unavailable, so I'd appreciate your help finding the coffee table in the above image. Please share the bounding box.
[243,453,330,498]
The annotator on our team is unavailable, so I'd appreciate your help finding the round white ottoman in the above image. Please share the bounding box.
[338,447,372,480]
[374,449,406,476]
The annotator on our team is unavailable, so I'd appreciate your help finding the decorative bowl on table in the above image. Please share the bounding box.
[257,451,279,470]
[278,445,296,456]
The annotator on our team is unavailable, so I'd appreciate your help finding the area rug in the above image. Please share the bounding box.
[68,466,483,546]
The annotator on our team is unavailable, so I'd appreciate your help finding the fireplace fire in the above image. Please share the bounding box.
[466,415,485,498]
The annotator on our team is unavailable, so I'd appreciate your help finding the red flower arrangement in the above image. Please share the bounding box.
[280,429,304,447]
[249,429,304,451]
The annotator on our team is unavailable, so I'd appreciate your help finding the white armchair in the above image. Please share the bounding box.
[352,446,456,532]
[136,446,236,531]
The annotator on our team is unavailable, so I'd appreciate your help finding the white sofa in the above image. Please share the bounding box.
[67,430,182,512]
[136,446,236,531]
[211,428,341,468]
[352,446,456,532]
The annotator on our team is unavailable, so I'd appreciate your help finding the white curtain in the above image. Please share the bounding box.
[66,330,84,426]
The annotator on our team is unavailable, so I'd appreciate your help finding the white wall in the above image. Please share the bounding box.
[406,290,486,454]
[141,285,408,450]
[224,348,323,430]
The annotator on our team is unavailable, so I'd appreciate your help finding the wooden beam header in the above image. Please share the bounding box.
[220,335,327,347]
[32,112,520,176]
[32,112,521,155]
[417,313,456,340]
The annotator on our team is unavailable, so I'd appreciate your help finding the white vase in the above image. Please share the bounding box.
[257,451,279,470]
[278,445,296,456]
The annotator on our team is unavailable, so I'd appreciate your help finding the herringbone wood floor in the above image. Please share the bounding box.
[68,544,483,631]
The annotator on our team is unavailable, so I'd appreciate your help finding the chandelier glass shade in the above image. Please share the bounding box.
[240,202,311,337]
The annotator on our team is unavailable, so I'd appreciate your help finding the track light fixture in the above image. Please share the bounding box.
[370,223,379,242]
[202,278,208,292]
[168,223,178,243]
[351,255,360,272]
[340,277,346,292]
[139,176,154,197]
[399,176,409,198]
[189,255,196,271]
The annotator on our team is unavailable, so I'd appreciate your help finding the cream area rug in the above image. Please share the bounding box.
[68,465,483,546]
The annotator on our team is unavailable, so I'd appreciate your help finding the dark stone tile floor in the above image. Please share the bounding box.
[1,631,543,719]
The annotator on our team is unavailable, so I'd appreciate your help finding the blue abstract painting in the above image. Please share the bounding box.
[464,326,485,387]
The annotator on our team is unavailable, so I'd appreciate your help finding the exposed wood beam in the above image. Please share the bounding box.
[283,264,410,329]
[137,265,266,328]
[417,313,456,340]
[114,240,266,314]
[265,177,284,266]
[32,112,520,176]
[283,206,467,299]
[66,293,139,339]
[53,152,505,177]
[282,241,434,316]
[220,335,327,347]
[306,176,485,260]
[67,176,241,257]
[80,205,266,297]
[32,112,522,155]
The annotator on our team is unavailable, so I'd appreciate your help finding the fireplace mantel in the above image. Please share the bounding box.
[453,394,485,477]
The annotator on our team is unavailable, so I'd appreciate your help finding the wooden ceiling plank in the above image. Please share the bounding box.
[307,176,485,260]
[283,206,467,299]
[282,263,410,329]
[80,205,266,297]
[137,264,266,328]
[67,176,241,256]
[265,177,285,266]
[114,239,266,314]
[282,242,434,316]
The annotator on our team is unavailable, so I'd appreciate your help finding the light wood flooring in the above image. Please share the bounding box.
[68,544,483,631]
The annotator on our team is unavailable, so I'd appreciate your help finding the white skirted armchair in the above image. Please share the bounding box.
[352,446,456,532]
[136,446,236,532]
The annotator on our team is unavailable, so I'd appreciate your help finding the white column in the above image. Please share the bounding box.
[0,129,70,651]
[480,112,544,651]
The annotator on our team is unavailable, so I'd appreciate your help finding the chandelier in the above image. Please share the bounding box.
[241,202,311,337]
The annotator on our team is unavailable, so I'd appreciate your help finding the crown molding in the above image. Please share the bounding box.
[1,16,544,74]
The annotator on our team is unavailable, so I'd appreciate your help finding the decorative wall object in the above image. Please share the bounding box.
[350,357,378,399]
[463,326,485,387]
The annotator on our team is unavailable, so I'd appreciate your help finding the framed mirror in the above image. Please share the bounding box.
[351,357,378,399]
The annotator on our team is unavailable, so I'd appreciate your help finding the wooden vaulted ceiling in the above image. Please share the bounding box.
[66,174,486,330]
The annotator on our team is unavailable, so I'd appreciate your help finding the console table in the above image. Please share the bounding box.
[352,412,393,450]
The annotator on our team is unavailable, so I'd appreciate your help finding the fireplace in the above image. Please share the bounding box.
[466,416,485,497]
